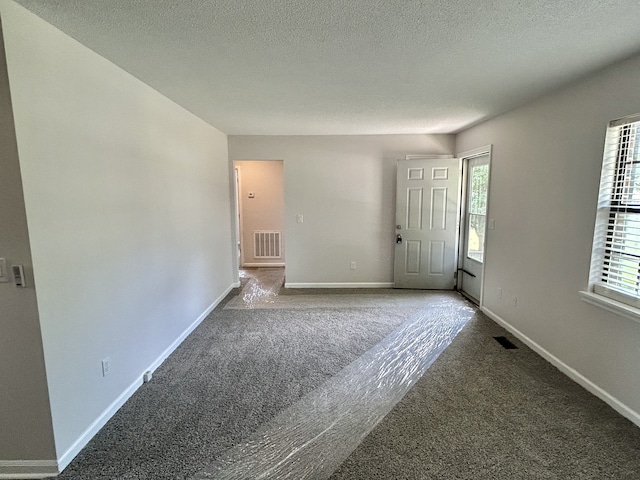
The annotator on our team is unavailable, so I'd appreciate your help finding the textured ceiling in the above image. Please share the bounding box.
[12,0,640,135]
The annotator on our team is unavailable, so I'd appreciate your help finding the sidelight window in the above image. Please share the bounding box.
[466,163,489,263]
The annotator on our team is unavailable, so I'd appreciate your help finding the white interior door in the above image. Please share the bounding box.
[394,157,460,289]
[459,154,490,303]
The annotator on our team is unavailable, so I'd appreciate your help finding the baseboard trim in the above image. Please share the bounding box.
[481,306,640,427]
[55,282,237,473]
[0,460,58,479]
[143,284,233,377]
[56,374,142,471]
[242,263,285,267]
[284,282,394,289]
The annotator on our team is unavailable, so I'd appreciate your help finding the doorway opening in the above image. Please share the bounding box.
[234,160,285,270]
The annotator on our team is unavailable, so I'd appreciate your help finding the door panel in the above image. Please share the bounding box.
[459,154,490,302]
[407,188,423,229]
[431,188,447,229]
[428,240,445,274]
[394,158,460,289]
[405,241,421,274]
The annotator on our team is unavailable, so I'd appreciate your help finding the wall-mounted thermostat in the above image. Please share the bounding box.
[12,264,26,287]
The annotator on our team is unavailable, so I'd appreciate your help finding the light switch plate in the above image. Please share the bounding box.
[0,258,8,283]
[12,264,26,287]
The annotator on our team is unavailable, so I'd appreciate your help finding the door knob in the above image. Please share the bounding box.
[396,234,403,244]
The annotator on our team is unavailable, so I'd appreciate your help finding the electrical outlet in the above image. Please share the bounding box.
[350,261,356,270]
[102,357,111,377]
[511,296,518,308]
[497,287,502,299]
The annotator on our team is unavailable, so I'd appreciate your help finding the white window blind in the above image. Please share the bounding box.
[589,113,640,308]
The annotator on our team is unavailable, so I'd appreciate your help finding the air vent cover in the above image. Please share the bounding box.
[254,231,281,258]
[493,336,518,349]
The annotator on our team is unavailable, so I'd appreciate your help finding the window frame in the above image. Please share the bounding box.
[583,113,640,323]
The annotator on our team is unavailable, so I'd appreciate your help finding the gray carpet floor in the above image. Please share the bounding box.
[330,314,640,479]
[51,269,424,479]
[49,268,640,479]
[196,292,475,479]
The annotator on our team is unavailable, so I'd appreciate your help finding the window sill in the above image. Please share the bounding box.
[579,291,640,324]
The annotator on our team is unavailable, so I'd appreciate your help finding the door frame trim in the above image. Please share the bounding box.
[456,145,493,306]
[234,166,245,268]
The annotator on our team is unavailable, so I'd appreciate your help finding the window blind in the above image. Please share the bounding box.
[590,114,640,308]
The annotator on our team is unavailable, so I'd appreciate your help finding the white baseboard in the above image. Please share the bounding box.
[242,263,285,267]
[56,374,143,471]
[54,282,237,473]
[0,460,58,479]
[284,282,394,289]
[142,283,233,377]
[481,306,640,427]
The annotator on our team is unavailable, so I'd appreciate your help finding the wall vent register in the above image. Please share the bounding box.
[254,231,281,258]
[493,336,518,349]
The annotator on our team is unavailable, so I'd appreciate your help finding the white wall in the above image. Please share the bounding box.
[229,135,455,286]
[1,0,234,466]
[235,160,285,266]
[456,54,640,423]
[0,18,56,464]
